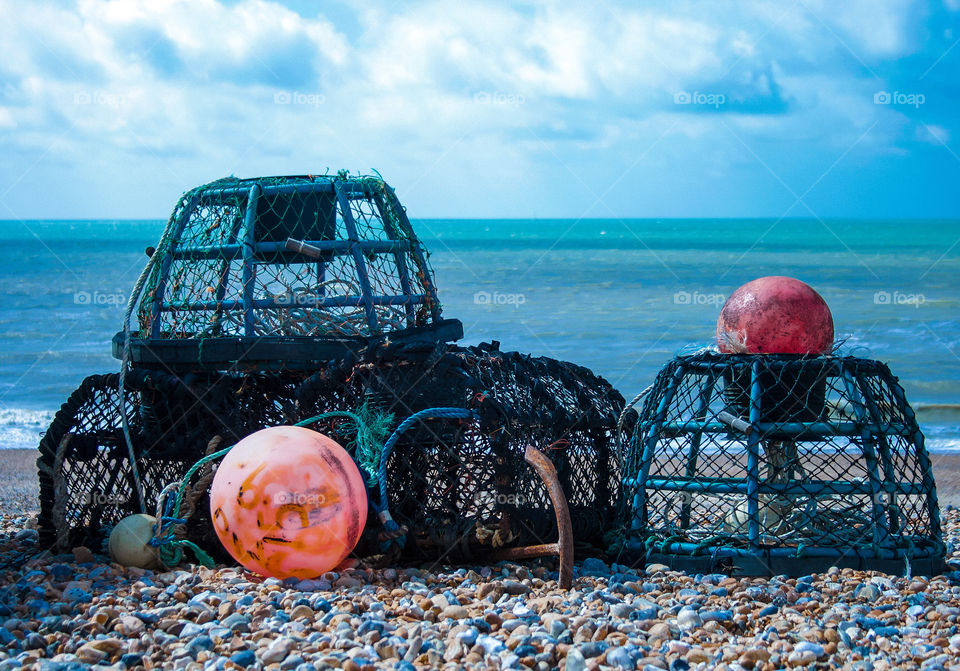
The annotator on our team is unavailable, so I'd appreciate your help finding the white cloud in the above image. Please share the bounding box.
[0,107,15,129]
[0,0,952,218]
[917,123,950,145]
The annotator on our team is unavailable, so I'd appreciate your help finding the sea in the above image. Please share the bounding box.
[1,218,958,451]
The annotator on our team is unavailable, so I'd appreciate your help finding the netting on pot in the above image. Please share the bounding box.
[38,171,625,579]
[615,351,945,577]
[117,173,461,370]
[38,341,624,565]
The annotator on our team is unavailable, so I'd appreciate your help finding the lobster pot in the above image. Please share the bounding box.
[351,344,624,559]
[118,174,462,371]
[617,352,945,576]
[38,342,624,561]
[38,171,624,566]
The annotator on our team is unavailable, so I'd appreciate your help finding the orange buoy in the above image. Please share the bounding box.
[717,276,834,354]
[209,426,368,579]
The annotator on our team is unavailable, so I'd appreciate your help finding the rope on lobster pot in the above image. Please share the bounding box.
[616,385,653,463]
[374,407,481,552]
[150,443,230,568]
[118,209,180,514]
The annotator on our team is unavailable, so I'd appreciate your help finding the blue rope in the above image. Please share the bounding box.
[377,407,479,506]
[152,407,481,562]
[375,407,479,551]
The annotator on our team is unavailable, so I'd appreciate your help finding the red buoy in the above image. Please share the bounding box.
[716,276,833,354]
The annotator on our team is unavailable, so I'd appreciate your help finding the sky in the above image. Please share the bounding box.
[0,0,958,220]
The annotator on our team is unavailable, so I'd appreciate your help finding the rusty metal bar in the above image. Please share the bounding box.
[493,445,574,589]
[495,543,560,560]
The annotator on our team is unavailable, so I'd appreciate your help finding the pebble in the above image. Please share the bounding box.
[739,648,770,667]
[221,613,250,632]
[794,641,824,657]
[261,637,295,664]
[23,632,46,650]
[117,614,145,635]
[71,546,94,563]
[581,558,609,576]
[676,609,703,631]
[290,604,314,620]
[787,649,818,666]
[230,650,256,666]
[503,579,531,595]
[578,641,608,658]
[700,609,732,623]
[856,583,882,602]
[442,605,469,619]
[648,622,674,640]
[606,646,634,669]
[0,507,958,671]
[186,634,214,654]
[565,647,587,671]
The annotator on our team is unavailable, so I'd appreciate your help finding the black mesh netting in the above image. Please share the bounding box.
[614,351,945,573]
[37,341,624,562]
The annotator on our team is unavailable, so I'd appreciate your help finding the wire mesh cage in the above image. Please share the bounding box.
[615,351,945,576]
[117,173,461,369]
[37,342,624,563]
[37,171,625,567]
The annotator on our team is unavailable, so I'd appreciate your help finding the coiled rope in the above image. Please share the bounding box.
[616,385,653,464]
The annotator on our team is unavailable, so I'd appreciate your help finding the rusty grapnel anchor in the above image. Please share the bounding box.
[493,445,574,589]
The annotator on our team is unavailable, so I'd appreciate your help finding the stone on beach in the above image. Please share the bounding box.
[1,506,960,671]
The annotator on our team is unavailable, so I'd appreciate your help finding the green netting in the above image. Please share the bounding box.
[136,173,440,341]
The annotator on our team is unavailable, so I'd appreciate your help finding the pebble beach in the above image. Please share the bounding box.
[2,450,960,671]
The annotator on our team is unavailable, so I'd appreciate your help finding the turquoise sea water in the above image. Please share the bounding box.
[0,218,958,450]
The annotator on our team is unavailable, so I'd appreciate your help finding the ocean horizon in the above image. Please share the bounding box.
[1,217,958,452]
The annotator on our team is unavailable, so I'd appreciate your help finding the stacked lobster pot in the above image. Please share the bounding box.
[38,174,624,576]
[615,350,945,576]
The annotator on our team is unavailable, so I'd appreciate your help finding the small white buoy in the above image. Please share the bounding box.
[108,514,161,569]
[723,498,784,535]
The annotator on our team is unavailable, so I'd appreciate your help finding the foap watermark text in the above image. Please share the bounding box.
[674,90,726,109]
[674,290,726,306]
[474,291,526,308]
[874,91,925,108]
[874,290,926,308]
[274,91,325,107]
[74,291,126,308]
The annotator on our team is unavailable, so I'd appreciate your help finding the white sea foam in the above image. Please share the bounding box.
[0,407,56,449]
[926,437,960,454]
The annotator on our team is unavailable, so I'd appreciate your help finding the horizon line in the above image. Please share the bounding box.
[1,216,959,223]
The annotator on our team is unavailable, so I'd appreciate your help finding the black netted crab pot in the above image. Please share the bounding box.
[616,351,945,577]
[37,342,624,562]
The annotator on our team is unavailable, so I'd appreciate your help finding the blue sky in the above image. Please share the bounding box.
[0,0,958,219]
